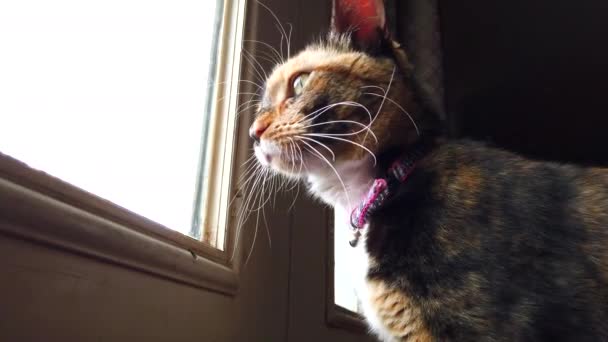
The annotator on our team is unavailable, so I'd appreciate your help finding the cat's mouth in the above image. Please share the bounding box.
[253,142,275,166]
[254,140,305,177]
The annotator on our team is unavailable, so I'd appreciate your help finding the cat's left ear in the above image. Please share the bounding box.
[331,0,390,50]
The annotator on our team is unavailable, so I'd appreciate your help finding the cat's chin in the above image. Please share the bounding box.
[253,141,375,205]
[253,141,305,179]
[306,157,375,210]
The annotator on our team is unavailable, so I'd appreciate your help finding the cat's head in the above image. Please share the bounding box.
[249,0,436,179]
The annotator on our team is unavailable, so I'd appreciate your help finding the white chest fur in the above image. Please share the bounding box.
[306,158,397,341]
[306,157,432,341]
[309,164,392,341]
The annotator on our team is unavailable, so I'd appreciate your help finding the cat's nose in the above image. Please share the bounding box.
[249,120,269,143]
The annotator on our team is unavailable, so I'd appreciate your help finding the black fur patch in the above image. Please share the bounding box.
[365,140,608,341]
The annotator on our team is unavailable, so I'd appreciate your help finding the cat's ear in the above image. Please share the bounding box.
[331,0,389,50]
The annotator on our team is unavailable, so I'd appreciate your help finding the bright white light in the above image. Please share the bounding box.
[0,0,218,235]
[334,208,363,313]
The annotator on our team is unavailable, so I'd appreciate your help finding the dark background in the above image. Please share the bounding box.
[439,1,608,165]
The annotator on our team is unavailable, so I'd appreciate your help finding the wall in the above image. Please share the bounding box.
[439,0,608,165]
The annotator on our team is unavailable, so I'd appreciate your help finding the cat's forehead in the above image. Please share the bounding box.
[264,47,362,104]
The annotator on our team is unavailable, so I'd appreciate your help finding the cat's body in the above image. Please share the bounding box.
[317,140,608,341]
[247,1,608,340]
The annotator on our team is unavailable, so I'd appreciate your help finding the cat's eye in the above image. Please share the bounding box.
[292,73,310,96]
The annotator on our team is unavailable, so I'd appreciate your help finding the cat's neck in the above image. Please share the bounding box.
[305,139,439,213]
[306,157,375,212]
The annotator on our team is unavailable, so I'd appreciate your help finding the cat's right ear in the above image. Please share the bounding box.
[331,0,389,51]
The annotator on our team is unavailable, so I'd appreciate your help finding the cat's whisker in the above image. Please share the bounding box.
[243,49,269,83]
[214,79,264,92]
[301,119,369,130]
[284,141,303,192]
[242,52,268,85]
[360,84,387,93]
[247,169,273,263]
[275,153,288,193]
[308,130,375,139]
[275,22,293,59]
[297,136,336,161]
[243,39,284,64]
[289,137,306,179]
[294,138,306,173]
[243,169,264,217]
[251,171,276,211]
[237,97,262,106]
[250,170,273,246]
[365,66,396,143]
[243,47,282,67]
[236,155,259,184]
[363,92,420,136]
[236,103,262,118]
[236,99,261,113]
[286,22,293,58]
[238,163,263,217]
[232,164,264,262]
[263,179,273,245]
[244,200,261,266]
[287,182,300,212]
[301,119,378,143]
[218,91,260,105]
[300,101,358,122]
[245,52,281,70]
[300,140,352,211]
[299,101,374,126]
[237,79,265,91]
[238,160,262,188]
[286,139,300,186]
[230,92,262,98]
[231,161,261,211]
[298,101,350,122]
[303,133,378,166]
[277,25,285,61]
[287,141,304,211]
[243,167,275,265]
[259,170,273,248]
[272,172,282,207]
[242,165,266,216]
[256,1,291,59]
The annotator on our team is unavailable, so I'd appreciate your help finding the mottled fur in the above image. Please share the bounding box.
[366,142,608,341]
[249,2,608,341]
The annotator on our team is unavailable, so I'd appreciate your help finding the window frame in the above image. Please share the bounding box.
[0,0,250,294]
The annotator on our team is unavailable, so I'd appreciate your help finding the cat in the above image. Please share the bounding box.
[248,0,608,340]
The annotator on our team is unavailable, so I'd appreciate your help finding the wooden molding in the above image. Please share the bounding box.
[0,176,239,295]
[327,304,369,333]
[0,152,227,263]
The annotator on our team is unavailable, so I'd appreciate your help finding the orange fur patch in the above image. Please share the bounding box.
[449,166,483,209]
[367,279,432,341]
[576,168,608,282]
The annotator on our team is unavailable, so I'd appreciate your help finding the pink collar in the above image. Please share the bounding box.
[348,149,423,247]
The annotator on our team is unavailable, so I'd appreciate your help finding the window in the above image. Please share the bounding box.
[0,0,243,253]
[334,210,363,313]
[326,207,367,331]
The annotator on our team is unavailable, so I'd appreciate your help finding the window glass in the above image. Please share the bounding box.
[0,0,221,238]
[334,209,363,313]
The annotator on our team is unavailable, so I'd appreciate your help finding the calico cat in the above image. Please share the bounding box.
[248,0,608,340]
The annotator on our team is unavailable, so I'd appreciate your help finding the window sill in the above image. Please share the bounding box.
[326,304,368,333]
[0,155,238,295]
